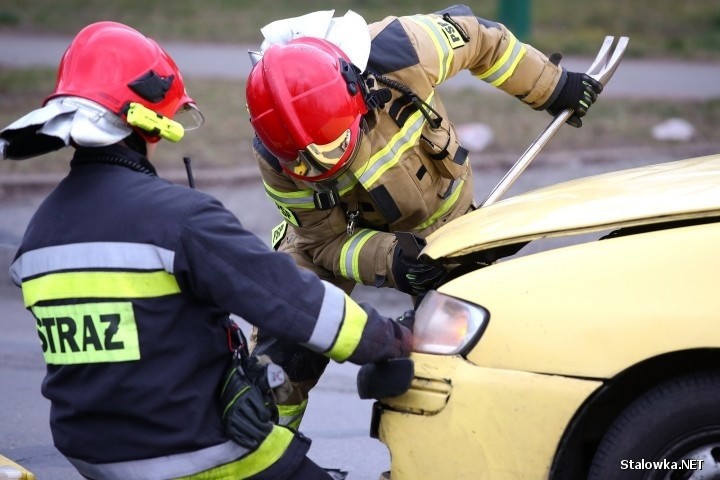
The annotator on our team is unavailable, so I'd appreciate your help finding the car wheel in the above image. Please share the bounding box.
[588,371,720,480]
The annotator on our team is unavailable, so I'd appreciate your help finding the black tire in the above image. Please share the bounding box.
[588,371,720,480]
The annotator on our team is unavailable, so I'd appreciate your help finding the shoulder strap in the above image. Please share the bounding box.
[253,135,282,173]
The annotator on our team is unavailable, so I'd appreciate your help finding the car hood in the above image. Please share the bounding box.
[423,154,720,260]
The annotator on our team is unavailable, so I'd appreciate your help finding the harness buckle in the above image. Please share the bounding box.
[313,189,340,210]
[346,210,359,236]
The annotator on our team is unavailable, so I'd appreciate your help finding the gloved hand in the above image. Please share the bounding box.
[219,356,276,449]
[392,243,446,297]
[546,71,604,128]
[245,354,293,406]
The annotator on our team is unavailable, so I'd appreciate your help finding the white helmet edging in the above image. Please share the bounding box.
[0,97,132,160]
[257,10,371,72]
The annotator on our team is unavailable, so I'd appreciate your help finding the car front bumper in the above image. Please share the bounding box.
[373,353,602,480]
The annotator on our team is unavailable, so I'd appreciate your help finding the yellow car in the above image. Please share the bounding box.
[362,154,720,480]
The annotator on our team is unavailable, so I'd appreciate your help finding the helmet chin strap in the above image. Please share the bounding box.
[122,130,148,156]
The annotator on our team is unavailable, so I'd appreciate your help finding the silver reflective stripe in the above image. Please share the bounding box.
[10,242,176,284]
[336,171,359,194]
[303,280,346,353]
[263,171,358,210]
[66,440,248,480]
[357,95,430,189]
[339,229,377,282]
[263,181,315,208]
[408,15,452,82]
[477,35,526,87]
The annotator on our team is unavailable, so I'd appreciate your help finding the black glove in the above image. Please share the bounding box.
[546,71,603,128]
[392,244,446,297]
[219,355,277,449]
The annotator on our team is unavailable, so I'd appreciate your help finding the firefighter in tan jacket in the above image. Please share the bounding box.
[245,5,603,428]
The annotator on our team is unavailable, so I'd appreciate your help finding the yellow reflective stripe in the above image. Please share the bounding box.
[32,302,140,365]
[476,34,527,86]
[339,229,378,282]
[263,181,315,209]
[305,281,346,353]
[22,271,180,308]
[229,426,294,479]
[263,173,358,210]
[359,92,433,189]
[177,426,295,480]
[277,399,308,430]
[408,16,453,82]
[69,441,252,479]
[325,295,368,361]
[414,178,465,230]
[337,172,359,195]
[492,43,526,86]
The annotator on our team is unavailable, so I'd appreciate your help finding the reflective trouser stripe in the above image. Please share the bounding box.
[179,427,295,480]
[278,400,309,430]
[67,427,295,480]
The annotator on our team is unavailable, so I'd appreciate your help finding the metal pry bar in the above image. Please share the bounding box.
[480,36,630,207]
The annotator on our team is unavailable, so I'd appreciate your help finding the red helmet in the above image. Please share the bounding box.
[46,21,201,143]
[246,37,369,182]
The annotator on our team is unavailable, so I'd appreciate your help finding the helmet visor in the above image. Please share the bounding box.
[293,125,362,182]
[175,103,205,131]
[300,128,352,171]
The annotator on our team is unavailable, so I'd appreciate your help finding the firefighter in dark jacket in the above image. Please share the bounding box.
[1,21,410,480]
[244,6,603,428]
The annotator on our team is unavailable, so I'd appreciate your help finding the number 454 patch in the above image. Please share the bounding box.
[435,19,466,49]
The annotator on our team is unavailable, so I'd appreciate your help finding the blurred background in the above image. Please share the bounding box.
[1,0,719,178]
[2,0,719,55]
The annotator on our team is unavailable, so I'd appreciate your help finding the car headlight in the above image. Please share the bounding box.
[412,291,489,355]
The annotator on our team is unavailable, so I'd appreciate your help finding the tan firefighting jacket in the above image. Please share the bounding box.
[255,5,563,294]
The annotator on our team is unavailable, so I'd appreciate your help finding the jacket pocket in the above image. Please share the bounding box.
[419,119,469,180]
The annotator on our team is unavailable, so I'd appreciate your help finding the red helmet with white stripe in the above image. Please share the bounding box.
[47,21,202,143]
